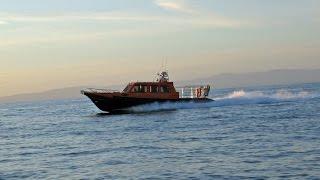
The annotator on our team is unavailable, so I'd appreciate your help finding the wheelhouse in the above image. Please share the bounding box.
[123,82,177,94]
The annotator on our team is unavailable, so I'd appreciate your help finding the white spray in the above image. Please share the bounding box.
[128,89,318,113]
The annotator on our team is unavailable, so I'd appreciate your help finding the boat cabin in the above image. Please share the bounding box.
[122,82,180,99]
[115,71,179,100]
[123,82,176,93]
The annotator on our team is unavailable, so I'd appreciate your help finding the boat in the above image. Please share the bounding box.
[81,71,213,112]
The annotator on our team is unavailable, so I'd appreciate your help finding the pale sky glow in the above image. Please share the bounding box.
[0,0,319,97]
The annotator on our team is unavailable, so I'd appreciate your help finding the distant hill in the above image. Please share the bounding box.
[0,69,319,103]
[0,85,122,104]
[0,86,87,104]
[177,69,320,88]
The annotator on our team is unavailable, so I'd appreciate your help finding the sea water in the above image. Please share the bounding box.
[1,83,320,179]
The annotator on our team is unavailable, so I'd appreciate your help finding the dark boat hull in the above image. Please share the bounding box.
[84,93,213,112]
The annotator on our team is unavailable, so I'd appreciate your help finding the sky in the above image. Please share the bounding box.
[0,0,319,97]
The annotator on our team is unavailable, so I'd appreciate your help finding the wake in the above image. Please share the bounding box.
[129,89,318,112]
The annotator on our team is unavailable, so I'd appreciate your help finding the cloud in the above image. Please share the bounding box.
[154,0,193,13]
[0,12,157,23]
[0,11,252,47]
[152,0,252,27]
[0,12,250,28]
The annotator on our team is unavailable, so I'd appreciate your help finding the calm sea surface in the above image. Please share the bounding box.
[1,83,320,179]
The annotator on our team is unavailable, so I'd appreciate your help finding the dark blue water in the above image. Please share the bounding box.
[1,83,320,179]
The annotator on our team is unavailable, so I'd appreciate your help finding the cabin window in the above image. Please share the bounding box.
[151,85,159,93]
[133,85,147,93]
[133,86,139,92]
[160,86,170,93]
[141,85,147,93]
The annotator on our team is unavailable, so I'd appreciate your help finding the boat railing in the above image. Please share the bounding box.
[81,88,120,94]
[176,85,211,99]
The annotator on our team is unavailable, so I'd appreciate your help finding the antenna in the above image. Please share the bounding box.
[154,58,170,82]
[161,60,164,71]
[164,58,168,71]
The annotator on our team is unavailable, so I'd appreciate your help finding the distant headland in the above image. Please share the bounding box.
[1,69,319,103]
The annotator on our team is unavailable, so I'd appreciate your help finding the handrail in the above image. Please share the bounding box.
[81,88,120,94]
[176,85,211,99]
